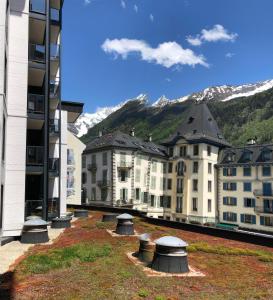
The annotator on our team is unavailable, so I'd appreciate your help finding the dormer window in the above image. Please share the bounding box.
[224,152,235,163]
[241,150,252,163]
[261,149,272,162]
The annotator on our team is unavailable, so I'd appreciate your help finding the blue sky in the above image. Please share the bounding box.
[62,0,273,112]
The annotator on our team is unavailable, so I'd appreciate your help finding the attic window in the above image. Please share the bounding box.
[261,149,272,162]
[241,150,252,162]
[225,152,235,162]
[188,117,194,124]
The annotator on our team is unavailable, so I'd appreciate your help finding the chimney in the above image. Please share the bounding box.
[98,130,103,137]
[247,137,257,145]
[130,128,135,137]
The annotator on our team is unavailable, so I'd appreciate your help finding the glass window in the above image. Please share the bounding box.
[207,145,211,156]
[243,167,251,176]
[120,170,127,182]
[135,188,140,200]
[168,162,173,173]
[262,166,271,177]
[180,146,187,157]
[102,152,107,165]
[193,179,198,191]
[193,161,198,173]
[193,145,199,156]
[192,198,197,211]
[167,179,172,190]
[208,199,212,212]
[208,180,212,192]
[208,163,212,174]
[169,147,174,157]
[244,182,252,192]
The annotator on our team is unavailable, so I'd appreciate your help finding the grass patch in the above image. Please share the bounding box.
[95,221,111,229]
[20,243,112,274]
[138,289,149,298]
[187,242,273,262]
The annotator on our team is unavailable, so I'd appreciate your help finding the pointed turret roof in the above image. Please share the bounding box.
[162,102,230,147]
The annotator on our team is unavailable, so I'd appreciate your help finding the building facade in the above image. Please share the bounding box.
[0,0,83,241]
[217,144,273,233]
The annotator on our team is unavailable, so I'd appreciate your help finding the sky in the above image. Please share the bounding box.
[62,0,273,112]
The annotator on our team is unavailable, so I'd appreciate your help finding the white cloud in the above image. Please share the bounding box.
[225,52,235,58]
[186,35,202,46]
[149,14,154,22]
[101,38,209,68]
[121,0,126,9]
[187,24,238,46]
[134,4,138,13]
[84,0,91,5]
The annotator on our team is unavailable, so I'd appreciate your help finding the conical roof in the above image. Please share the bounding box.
[162,103,230,147]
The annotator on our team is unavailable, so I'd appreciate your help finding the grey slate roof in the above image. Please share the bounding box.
[162,103,230,147]
[218,144,273,166]
[84,131,168,158]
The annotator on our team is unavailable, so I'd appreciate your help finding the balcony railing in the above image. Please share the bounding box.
[26,146,44,165]
[49,119,60,135]
[49,158,59,176]
[253,189,273,197]
[97,180,111,188]
[29,44,45,63]
[28,94,45,114]
[117,161,132,168]
[255,206,273,214]
[88,163,97,171]
[50,80,60,99]
[50,44,60,60]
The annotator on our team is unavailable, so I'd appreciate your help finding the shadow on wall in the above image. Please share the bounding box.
[0,271,15,300]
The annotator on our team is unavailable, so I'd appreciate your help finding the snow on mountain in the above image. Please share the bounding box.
[76,79,273,137]
[75,94,148,137]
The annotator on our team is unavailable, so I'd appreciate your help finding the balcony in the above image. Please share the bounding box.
[30,0,46,15]
[97,180,111,188]
[29,43,45,63]
[117,161,132,169]
[26,146,44,165]
[50,44,60,60]
[88,163,97,172]
[253,189,273,198]
[50,80,60,99]
[255,206,273,214]
[28,94,44,115]
[49,119,60,137]
[49,158,59,177]
[51,8,60,23]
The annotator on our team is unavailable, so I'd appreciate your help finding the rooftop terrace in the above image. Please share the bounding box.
[1,210,273,300]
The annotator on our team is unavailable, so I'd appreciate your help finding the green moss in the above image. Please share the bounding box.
[20,243,112,274]
[138,289,149,298]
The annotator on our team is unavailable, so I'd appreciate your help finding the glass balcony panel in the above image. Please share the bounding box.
[50,44,60,60]
[51,8,60,22]
[30,0,46,14]
[26,146,44,165]
[29,44,45,63]
[28,94,44,114]
[50,80,60,98]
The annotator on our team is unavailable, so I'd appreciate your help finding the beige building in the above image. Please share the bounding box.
[66,126,86,205]
[217,144,273,233]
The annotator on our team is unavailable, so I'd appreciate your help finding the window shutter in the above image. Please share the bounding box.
[223,212,227,221]
[223,197,227,205]
[223,168,227,176]
[232,168,236,176]
[241,214,245,223]
[252,198,255,207]
[252,215,256,224]
[223,183,227,190]
[232,198,237,206]
[260,216,265,226]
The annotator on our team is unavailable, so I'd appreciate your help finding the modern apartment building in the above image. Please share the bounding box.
[0,0,83,241]
[217,144,273,233]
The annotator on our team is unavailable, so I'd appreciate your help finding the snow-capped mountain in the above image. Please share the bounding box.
[75,79,273,137]
[75,94,147,137]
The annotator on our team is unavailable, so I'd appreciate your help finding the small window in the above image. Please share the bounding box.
[244,182,252,192]
[207,145,211,156]
[208,163,212,174]
[243,167,251,177]
[150,195,155,207]
[169,147,174,157]
[82,172,87,184]
[167,179,172,190]
[120,170,127,182]
[208,180,212,193]
[262,166,271,177]
[193,179,198,192]
[135,188,140,200]
[208,199,212,212]
[192,198,198,211]
[180,146,187,157]
[241,214,256,224]
[193,145,199,156]
[102,152,107,166]
[193,161,198,173]
[168,162,173,173]
[244,198,255,208]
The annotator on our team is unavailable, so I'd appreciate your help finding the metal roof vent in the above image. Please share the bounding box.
[21,219,49,244]
[102,213,119,222]
[138,233,154,263]
[151,236,189,273]
[74,209,89,218]
[116,213,134,235]
[51,216,72,229]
